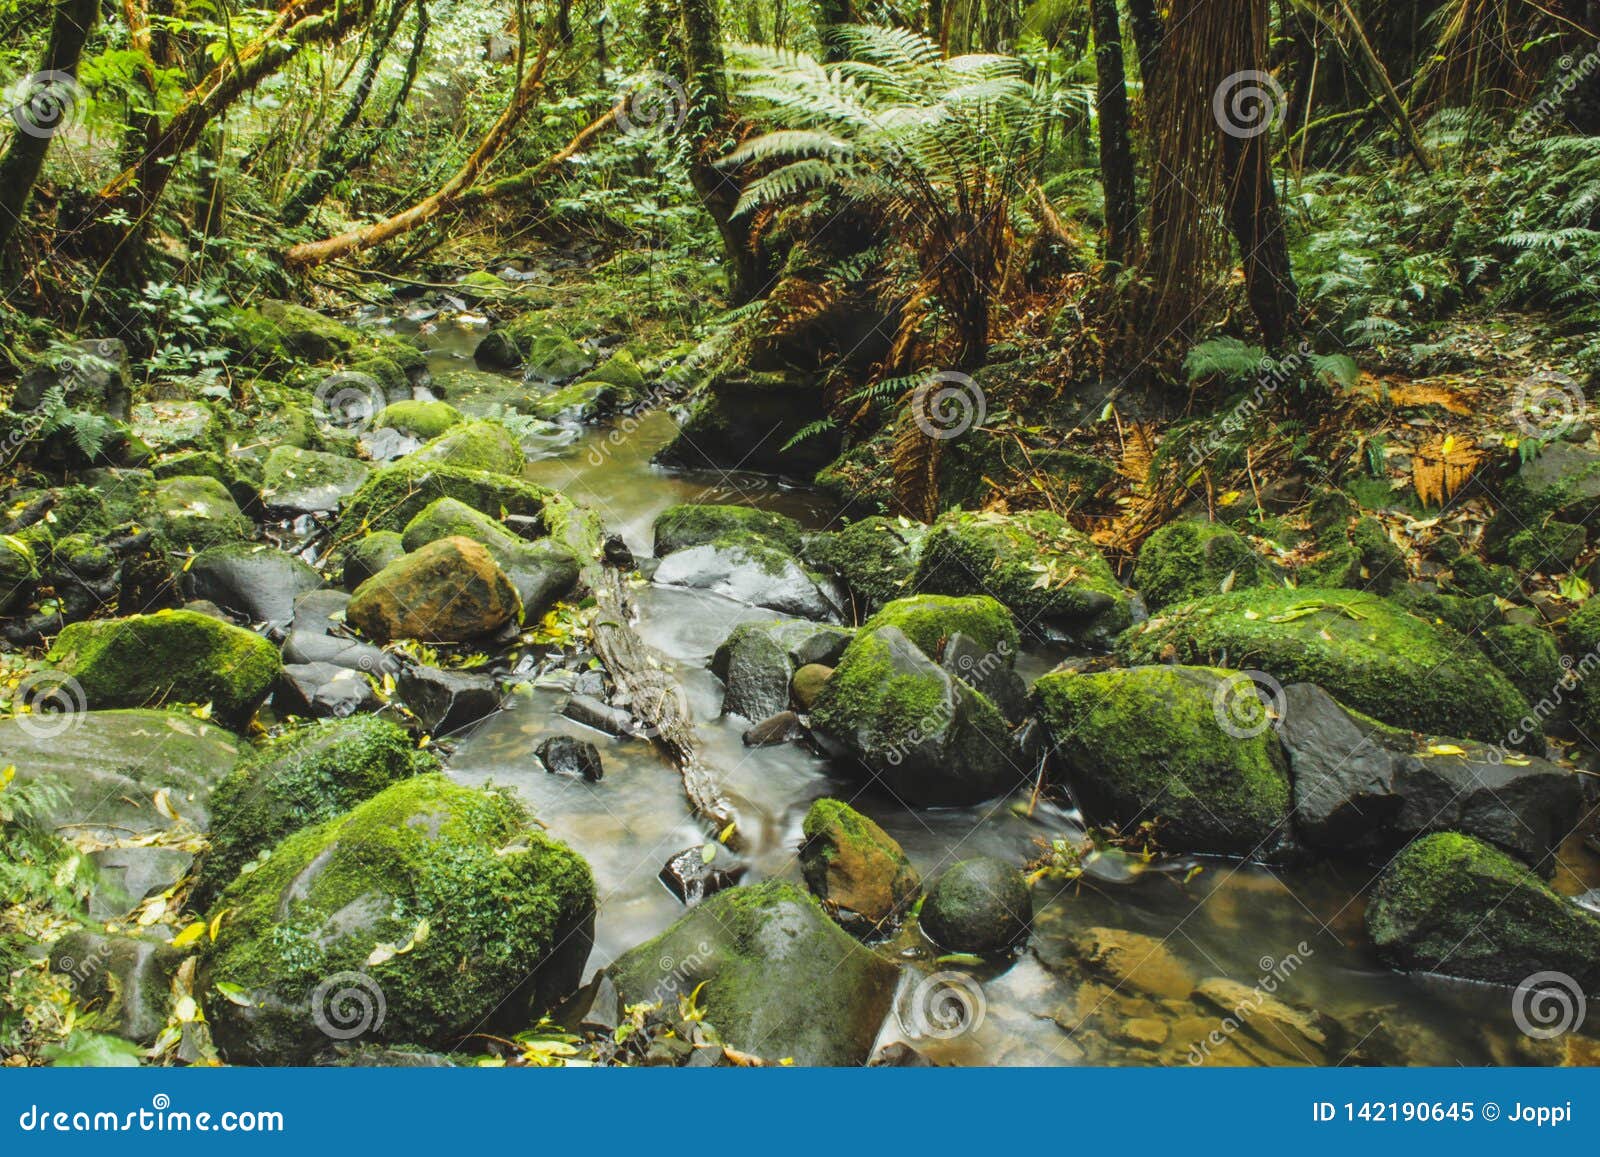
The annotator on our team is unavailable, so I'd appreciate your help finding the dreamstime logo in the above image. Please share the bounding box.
[1212,669,1285,739]
[14,670,87,739]
[650,939,715,1007]
[1511,372,1586,439]
[617,71,687,137]
[6,70,86,139]
[897,970,986,1040]
[1512,971,1587,1040]
[911,370,986,441]
[1213,70,1286,139]
[310,971,385,1040]
[311,371,386,435]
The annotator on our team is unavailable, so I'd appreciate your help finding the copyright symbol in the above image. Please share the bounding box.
[1483,1103,1500,1121]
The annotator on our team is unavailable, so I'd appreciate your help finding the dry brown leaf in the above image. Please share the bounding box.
[1412,436,1484,507]
[1353,374,1472,415]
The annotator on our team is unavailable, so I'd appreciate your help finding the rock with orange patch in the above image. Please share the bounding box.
[347,536,519,643]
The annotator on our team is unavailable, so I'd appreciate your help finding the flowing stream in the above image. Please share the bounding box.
[364,299,1600,1067]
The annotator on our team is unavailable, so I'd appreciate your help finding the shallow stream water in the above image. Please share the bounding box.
[373,302,1600,1067]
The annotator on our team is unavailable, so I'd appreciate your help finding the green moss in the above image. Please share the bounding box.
[335,460,555,539]
[914,509,1131,641]
[586,350,645,391]
[1505,520,1586,574]
[1478,624,1564,706]
[863,593,1017,659]
[346,355,407,396]
[1034,665,1290,855]
[1118,587,1534,747]
[407,419,524,475]
[47,610,280,727]
[799,798,919,928]
[653,503,804,556]
[1134,520,1272,611]
[150,475,252,552]
[803,517,926,611]
[197,716,439,903]
[1301,515,1406,595]
[203,775,595,1063]
[151,450,231,485]
[530,380,638,421]
[1388,585,1503,637]
[343,530,406,589]
[374,400,464,440]
[1365,832,1600,988]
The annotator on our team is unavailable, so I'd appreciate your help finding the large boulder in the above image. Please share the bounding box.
[12,338,131,421]
[202,775,595,1064]
[1278,683,1580,870]
[0,709,242,840]
[914,510,1131,644]
[1365,832,1600,992]
[804,516,927,613]
[1134,520,1272,611]
[653,504,805,557]
[347,537,520,644]
[1034,666,1291,858]
[181,541,324,629]
[406,420,525,476]
[609,880,897,1065]
[655,368,838,475]
[799,798,920,933]
[373,400,463,441]
[131,400,222,456]
[47,931,179,1045]
[1117,588,1535,748]
[920,856,1031,953]
[281,589,395,675]
[711,619,852,721]
[812,621,1023,807]
[653,542,845,622]
[400,498,578,619]
[334,461,556,538]
[150,475,252,552]
[259,447,371,516]
[47,610,280,727]
[194,716,439,904]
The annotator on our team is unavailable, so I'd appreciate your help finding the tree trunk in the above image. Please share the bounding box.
[1221,128,1299,349]
[0,0,98,269]
[1125,0,1163,85]
[1090,0,1138,269]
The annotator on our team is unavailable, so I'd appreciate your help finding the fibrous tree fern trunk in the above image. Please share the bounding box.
[0,0,98,276]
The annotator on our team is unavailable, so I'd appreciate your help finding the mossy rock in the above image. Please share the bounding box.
[150,475,253,552]
[253,300,362,362]
[406,420,524,476]
[202,774,596,1064]
[1388,585,1503,638]
[346,354,408,397]
[812,623,1021,807]
[800,798,920,932]
[1301,516,1406,595]
[1504,520,1587,575]
[863,593,1018,660]
[151,450,231,486]
[401,498,579,618]
[586,350,645,392]
[803,516,927,612]
[656,368,838,476]
[334,461,555,538]
[920,856,1031,952]
[347,536,521,643]
[196,716,440,904]
[342,530,407,590]
[1134,520,1272,611]
[653,503,805,557]
[609,879,897,1065]
[374,400,464,440]
[130,400,222,456]
[0,534,39,614]
[259,446,371,515]
[1478,624,1565,707]
[1034,666,1291,857]
[530,380,637,422]
[47,610,280,727]
[914,510,1131,643]
[711,618,853,720]
[1498,441,1600,526]
[1365,832,1600,991]
[1117,588,1534,747]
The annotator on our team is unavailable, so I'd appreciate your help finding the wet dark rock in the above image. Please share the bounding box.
[610,879,897,1066]
[537,734,604,781]
[654,543,845,621]
[117,542,180,616]
[555,972,621,1036]
[602,534,635,570]
[743,710,803,747]
[182,541,324,629]
[658,845,746,904]
[563,693,635,736]
[921,857,1031,953]
[259,446,371,515]
[276,661,382,719]
[942,630,1029,724]
[342,531,407,590]
[398,665,501,735]
[282,590,397,676]
[711,618,852,720]
[48,930,179,1045]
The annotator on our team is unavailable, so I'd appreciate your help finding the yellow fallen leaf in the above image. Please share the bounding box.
[171,922,207,949]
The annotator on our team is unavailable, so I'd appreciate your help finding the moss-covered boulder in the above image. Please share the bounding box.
[259,446,371,516]
[1498,440,1600,527]
[804,516,927,612]
[342,531,406,590]
[1034,666,1291,857]
[588,350,645,391]
[347,537,520,643]
[711,618,853,721]
[374,400,464,440]
[812,614,1022,806]
[400,498,578,618]
[799,798,920,933]
[150,475,253,552]
[1134,520,1272,611]
[914,510,1131,643]
[47,611,280,727]
[656,368,838,475]
[920,856,1031,952]
[1478,623,1565,708]
[1117,588,1535,747]
[230,300,363,363]
[130,400,222,457]
[653,503,805,557]
[530,380,638,422]
[865,593,1018,659]
[202,775,596,1064]
[195,716,439,904]
[334,460,556,538]
[609,880,897,1065]
[406,420,524,476]
[1365,832,1600,991]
